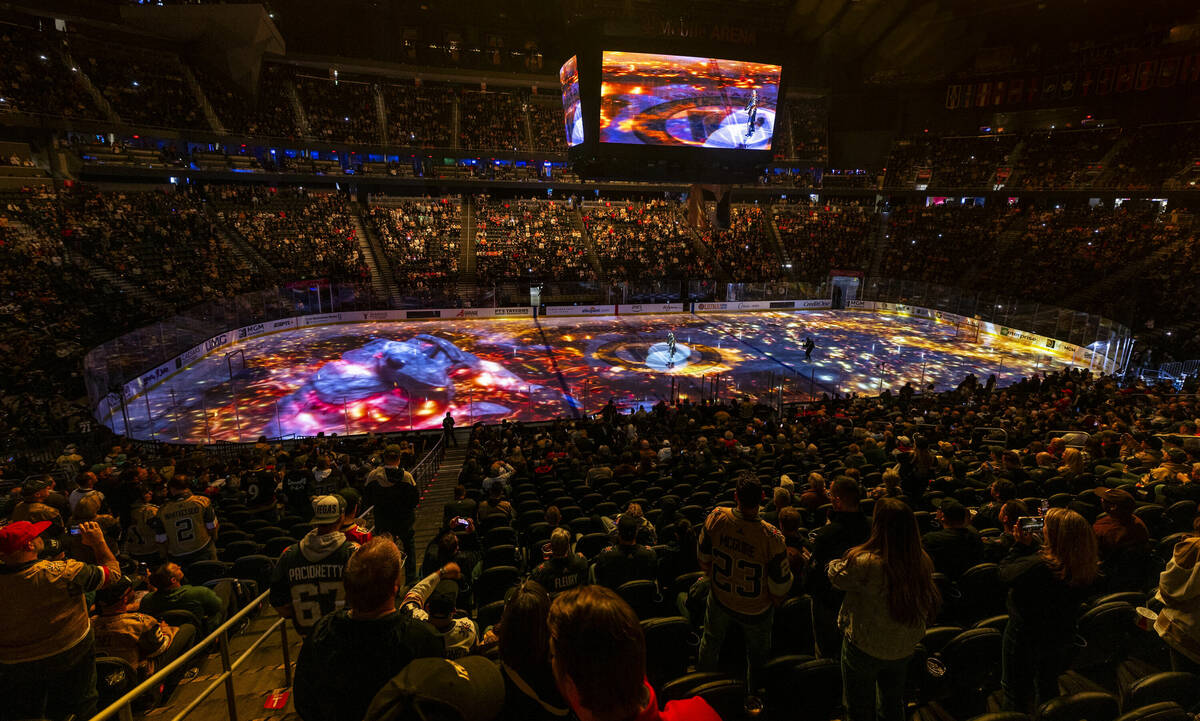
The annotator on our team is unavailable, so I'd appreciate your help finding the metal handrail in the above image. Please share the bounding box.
[1045,430,1091,448]
[88,589,292,721]
[971,427,1010,449]
[412,435,446,489]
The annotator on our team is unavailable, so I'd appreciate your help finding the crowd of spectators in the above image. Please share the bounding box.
[459,91,525,151]
[191,63,298,140]
[526,99,567,152]
[701,206,784,281]
[293,75,379,145]
[882,201,1022,287]
[367,198,462,296]
[473,197,594,285]
[58,186,262,307]
[0,24,100,119]
[773,201,874,283]
[1000,203,1164,300]
[1099,123,1200,192]
[584,200,712,281]
[380,81,455,148]
[1016,128,1120,190]
[885,134,1018,189]
[214,186,368,283]
[0,186,154,445]
[71,37,208,130]
[6,362,1200,721]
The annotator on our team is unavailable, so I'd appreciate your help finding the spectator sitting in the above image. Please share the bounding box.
[1092,487,1150,562]
[92,575,198,681]
[591,515,657,589]
[983,500,1029,563]
[798,472,831,512]
[531,527,589,597]
[763,486,792,525]
[399,562,478,658]
[442,485,478,527]
[477,485,514,526]
[606,503,657,546]
[482,461,515,496]
[974,479,1017,530]
[921,500,984,579]
[294,537,443,721]
[139,562,231,636]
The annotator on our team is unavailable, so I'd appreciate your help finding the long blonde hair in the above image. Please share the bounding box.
[1041,508,1099,587]
[1057,448,1083,476]
[845,498,941,625]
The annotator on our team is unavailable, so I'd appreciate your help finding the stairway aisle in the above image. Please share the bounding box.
[412,429,468,562]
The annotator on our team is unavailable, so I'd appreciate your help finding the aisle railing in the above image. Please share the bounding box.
[88,590,291,721]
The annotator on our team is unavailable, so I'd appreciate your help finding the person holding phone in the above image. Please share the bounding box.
[999,508,1099,713]
[0,520,123,721]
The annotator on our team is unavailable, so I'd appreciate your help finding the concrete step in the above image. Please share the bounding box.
[413,431,468,557]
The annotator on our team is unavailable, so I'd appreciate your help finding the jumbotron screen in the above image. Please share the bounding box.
[560,56,583,147]
[599,51,780,150]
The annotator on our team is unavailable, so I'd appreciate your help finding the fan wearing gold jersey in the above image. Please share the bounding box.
[151,476,219,565]
[123,484,160,564]
[697,471,792,695]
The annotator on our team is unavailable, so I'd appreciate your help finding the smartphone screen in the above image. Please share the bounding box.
[1018,516,1045,533]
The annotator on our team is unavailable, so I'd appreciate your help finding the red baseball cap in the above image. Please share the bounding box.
[0,521,53,555]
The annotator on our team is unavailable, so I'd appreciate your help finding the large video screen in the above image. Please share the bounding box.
[560,56,583,147]
[600,51,781,150]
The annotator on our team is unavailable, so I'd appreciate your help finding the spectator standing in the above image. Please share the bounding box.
[365,449,419,579]
[337,488,372,545]
[697,471,793,694]
[124,483,160,563]
[443,411,458,447]
[68,472,104,516]
[270,495,359,635]
[828,498,941,721]
[548,585,720,721]
[293,537,442,721]
[152,476,219,565]
[495,580,570,721]
[10,477,63,527]
[805,477,870,658]
[0,520,121,721]
[999,508,1099,713]
[1153,520,1200,674]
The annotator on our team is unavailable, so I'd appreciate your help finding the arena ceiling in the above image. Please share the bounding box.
[27,0,1200,87]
